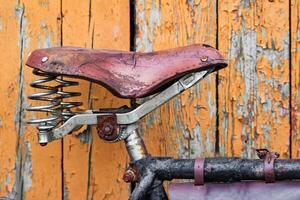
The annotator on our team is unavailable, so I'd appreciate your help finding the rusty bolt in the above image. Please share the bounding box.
[123,169,137,183]
[97,115,119,141]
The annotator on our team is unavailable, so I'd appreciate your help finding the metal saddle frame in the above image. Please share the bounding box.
[25,44,300,200]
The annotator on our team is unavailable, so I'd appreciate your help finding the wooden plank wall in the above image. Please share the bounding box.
[0,0,298,199]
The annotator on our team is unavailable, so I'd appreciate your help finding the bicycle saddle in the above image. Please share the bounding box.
[26,44,227,98]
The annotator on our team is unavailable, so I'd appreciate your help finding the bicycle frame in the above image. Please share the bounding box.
[123,128,300,200]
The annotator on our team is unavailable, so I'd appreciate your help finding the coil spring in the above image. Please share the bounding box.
[27,69,83,133]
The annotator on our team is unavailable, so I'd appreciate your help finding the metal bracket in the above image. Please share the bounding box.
[49,69,211,141]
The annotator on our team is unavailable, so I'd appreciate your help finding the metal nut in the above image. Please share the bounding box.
[123,169,137,183]
[97,115,119,141]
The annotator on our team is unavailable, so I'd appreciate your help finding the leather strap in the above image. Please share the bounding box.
[264,152,280,183]
[194,158,205,185]
[256,149,279,183]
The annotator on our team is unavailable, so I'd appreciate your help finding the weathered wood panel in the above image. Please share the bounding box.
[135,0,218,159]
[0,0,298,199]
[0,0,63,199]
[62,0,130,199]
[22,1,63,199]
[0,1,23,199]
[61,1,93,199]
[87,1,130,199]
[292,0,300,158]
[218,0,290,158]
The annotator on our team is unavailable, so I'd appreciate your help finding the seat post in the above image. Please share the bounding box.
[124,128,148,161]
[123,100,148,161]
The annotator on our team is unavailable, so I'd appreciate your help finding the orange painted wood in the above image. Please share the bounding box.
[218,0,290,158]
[0,1,23,198]
[291,0,300,158]
[135,0,218,159]
[87,1,130,199]
[22,1,63,198]
[62,0,130,199]
[61,1,92,199]
[0,0,298,199]
[0,0,63,199]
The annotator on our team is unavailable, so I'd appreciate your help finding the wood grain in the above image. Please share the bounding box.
[0,0,298,199]
[0,1,23,198]
[62,0,130,199]
[10,0,62,199]
[61,1,92,199]
[135,0,218,160]
[87,1,130,199]
[291,0,300,158]
[218,0,290,158]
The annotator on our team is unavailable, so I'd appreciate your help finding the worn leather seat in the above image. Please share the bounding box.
[26,44,227,98]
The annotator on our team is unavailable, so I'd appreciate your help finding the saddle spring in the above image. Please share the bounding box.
[27,69,83,145]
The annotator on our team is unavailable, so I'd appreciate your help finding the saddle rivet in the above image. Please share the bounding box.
[41,56,48,63]
[201,56,208,62]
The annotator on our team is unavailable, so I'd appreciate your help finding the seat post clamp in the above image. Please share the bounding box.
[256,149,280,183]
[97,114,119,141]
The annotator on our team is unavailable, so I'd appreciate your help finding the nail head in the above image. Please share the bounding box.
[41,56,48,63]
[201,56,208,62]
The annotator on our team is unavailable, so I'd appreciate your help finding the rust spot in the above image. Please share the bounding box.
[97,114,119,141]
[123,167,139,183]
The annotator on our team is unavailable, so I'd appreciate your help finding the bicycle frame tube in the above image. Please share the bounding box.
[123,128,168,200]
[123,130,300,200]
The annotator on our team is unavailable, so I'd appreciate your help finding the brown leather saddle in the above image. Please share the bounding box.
[26,44,227,98]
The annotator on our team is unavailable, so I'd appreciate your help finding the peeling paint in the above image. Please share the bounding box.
[13,3,27,200]
[23,142,32,192]
[291,0,300,158]
[62,1,130,200]
[75,129,91,144]
[218,0,290,158]
[63,185,69,200]
[0,1,298,200]
[136,0,218,166]
[39,21,52,48]
[14,4,28,136]
[136,0,153,52]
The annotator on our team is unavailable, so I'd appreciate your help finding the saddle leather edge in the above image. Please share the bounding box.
[26,44,228,98]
